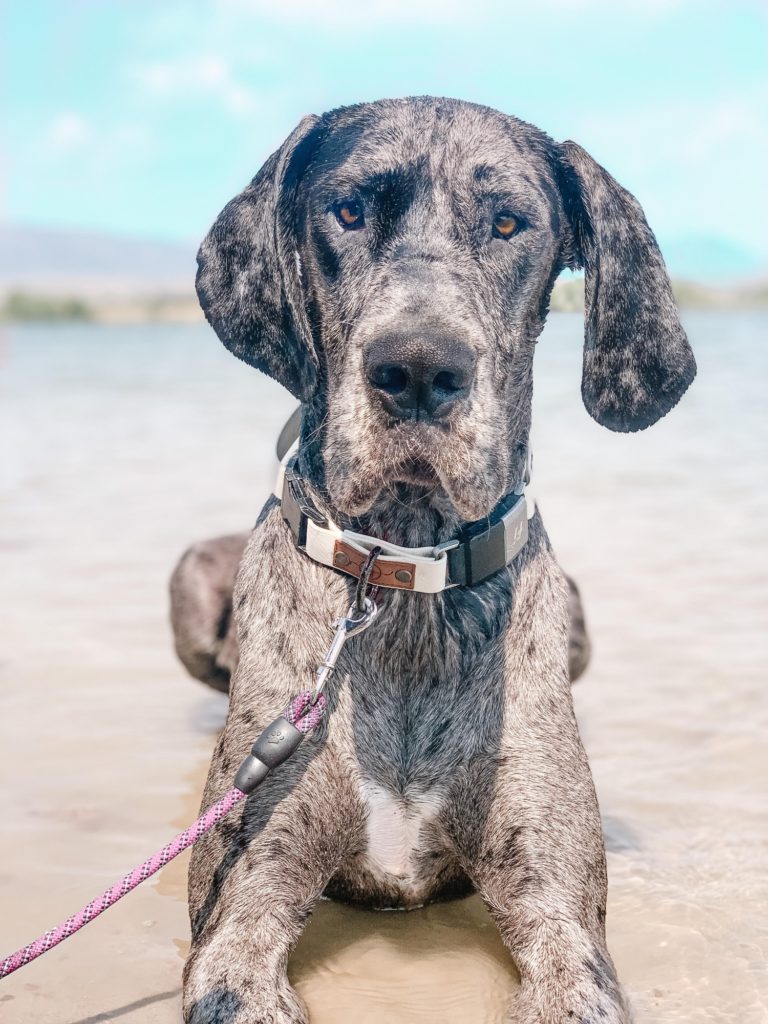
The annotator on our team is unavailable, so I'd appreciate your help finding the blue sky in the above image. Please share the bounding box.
[4,0,767,278]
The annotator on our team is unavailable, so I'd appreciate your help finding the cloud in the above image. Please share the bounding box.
[545,0,681,8]
[47,112,92,151]
[215,0,683,24]
[575,79,768,174]
[572,79,768,258]
[215,0,465,24]
[681,91,767,163]
[36,111,151,187]
[133,55,257,115]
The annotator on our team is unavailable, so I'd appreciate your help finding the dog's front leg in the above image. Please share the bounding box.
[183,738,362,1024]
[449,683,631,1023]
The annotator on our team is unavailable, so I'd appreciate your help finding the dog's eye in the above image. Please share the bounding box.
[334,199,365,230]
[492,213,520,239]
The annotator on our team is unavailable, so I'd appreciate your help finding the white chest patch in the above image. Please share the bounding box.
[360,780,444,882]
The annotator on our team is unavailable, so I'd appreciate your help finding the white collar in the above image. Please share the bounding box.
[273,441,535,594]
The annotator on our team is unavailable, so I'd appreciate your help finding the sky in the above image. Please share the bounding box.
[4,0,767,279]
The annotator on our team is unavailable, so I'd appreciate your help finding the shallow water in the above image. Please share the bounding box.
[0,312,766,1023]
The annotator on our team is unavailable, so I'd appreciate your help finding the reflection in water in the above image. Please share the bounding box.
[290,897,518,1024]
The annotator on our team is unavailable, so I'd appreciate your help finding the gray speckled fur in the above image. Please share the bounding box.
[182,97,695,1024]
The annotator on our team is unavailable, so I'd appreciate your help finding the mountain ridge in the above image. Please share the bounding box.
[2,222,766,300]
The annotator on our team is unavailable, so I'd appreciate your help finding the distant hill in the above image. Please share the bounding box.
[1,222,766,321]
[0,223,197,297]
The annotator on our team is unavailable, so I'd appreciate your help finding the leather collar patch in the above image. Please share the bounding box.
[332,539,416,590]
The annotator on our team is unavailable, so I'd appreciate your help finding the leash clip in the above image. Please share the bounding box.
[312,596,378,701]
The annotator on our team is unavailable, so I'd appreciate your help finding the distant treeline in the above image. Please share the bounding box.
[0,291,201,324]
[2,278,767,323]
[549,277,768,312]
[2,292,93,320]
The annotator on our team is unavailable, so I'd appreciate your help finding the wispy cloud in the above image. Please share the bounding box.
[132,55,257,116]
[575,80,768,174]
[215,0,466,25]
[216,0,684,24]
[681,89,767,163]
[537,0,681,10]
[46,112,92,152]
[37,112,151,184]
[572,79,768,255]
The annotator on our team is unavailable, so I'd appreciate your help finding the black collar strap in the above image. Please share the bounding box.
[274,442,534,594]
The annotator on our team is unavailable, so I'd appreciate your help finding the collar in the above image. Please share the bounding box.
[274,441,535,594]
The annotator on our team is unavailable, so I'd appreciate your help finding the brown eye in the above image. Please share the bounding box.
[334,199,364,229]
[493,213,520,239]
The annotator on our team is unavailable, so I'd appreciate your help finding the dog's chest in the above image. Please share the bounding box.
[358,779,444,888]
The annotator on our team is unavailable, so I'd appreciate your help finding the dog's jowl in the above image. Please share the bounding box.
[179,96,695,1024]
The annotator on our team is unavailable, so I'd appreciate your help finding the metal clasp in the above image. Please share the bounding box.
[312,596,378,701]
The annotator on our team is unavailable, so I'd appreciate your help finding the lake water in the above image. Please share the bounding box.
[0,312,766,1023]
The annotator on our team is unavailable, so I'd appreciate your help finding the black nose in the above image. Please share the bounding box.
[364,331,475,421]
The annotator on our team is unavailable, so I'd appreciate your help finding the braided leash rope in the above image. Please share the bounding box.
[0,690,326,981]
[0,787,247,979]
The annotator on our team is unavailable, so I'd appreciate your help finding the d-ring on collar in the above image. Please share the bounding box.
[273,440,535,595]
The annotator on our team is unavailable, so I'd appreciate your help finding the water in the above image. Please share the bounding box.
[0,312,766,1023]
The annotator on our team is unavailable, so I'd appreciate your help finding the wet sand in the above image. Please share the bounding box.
[0,313,766,1022]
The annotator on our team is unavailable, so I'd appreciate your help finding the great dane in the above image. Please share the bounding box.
[175,97,696,1024]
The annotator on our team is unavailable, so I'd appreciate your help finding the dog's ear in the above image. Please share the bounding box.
[196,115,322,400]
[556,140,696,432]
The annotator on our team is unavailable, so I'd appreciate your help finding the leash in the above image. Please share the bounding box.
[0,569,379,982]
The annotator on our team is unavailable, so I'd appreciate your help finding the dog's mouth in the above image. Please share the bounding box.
[388,458,439,488]
[324,416,509,525]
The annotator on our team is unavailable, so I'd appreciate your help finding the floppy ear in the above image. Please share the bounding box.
[557,140,696,432]
[196,115,322,399]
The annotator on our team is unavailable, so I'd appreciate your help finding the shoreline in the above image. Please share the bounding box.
[1,277,767,324]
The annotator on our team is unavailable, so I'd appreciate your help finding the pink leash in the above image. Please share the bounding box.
[0,690,327,981]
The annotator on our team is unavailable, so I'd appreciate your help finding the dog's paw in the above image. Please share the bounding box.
[184,976,308,1024]
[507,980,632,1024]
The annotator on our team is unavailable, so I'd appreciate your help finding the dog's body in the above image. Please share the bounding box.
[178,97,695,1024]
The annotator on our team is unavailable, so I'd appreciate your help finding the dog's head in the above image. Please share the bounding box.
[198,97,695,522]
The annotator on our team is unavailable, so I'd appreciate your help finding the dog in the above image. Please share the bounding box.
[176,97,696,1024]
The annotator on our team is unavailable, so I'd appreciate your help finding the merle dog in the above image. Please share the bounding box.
[176,97,695,1024]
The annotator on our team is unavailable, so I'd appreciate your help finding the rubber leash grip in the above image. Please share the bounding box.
[234,716,305,794]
